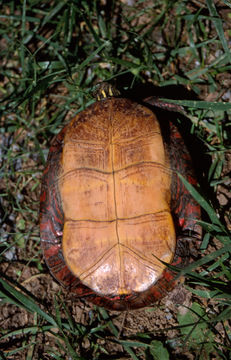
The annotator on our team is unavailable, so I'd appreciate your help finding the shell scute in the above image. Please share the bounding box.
[40,96,201,310]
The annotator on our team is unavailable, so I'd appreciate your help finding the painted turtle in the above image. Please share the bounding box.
[40,85,201,311]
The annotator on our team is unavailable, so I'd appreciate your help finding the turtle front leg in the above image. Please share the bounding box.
[39,126,67,280]
[40,178,64,271]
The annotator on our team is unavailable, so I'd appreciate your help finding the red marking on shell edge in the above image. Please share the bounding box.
[173,132,181,139]
[151,288,162,299]
[179,218,184,227]
[44,245,60,258]
[163,270,175,282]
[40,223,47,231]
[187,175,197,185]
[108,295,121,301]
[56,266,71,280]
[40,191,46,202]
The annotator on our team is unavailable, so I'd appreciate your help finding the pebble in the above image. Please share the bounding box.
[17,193,24,202]
[4,247,16,261]
[165,313,173,320]
[222,90,231,101]
[9,213,16,222]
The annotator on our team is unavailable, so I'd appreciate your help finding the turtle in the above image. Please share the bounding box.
[40,84,201,311]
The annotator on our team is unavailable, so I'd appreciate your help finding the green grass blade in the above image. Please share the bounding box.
[1,325,54,340]
[97,307,119,337]
[123,345,140,360]
[41,2,67,27]
[206,0,231,63]
[181,244,231,274]
[160,99,231,111]
[0,278,58,327]
[177,173,225,229]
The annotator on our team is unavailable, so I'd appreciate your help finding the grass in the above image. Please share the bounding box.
[0,0,231,359]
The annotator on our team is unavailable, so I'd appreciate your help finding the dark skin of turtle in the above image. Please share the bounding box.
[40,88,201,311]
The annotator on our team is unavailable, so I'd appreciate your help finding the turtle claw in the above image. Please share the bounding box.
[54,232,63,245]
[56,230,63,238]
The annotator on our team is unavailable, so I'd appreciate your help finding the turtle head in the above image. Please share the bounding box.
[94,82,121,101]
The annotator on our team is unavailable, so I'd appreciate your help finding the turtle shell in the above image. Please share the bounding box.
[40,96,201,310]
